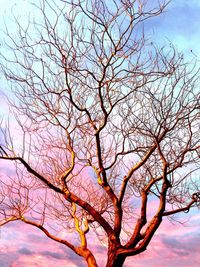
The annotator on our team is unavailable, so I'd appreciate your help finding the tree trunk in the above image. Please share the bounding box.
[106,253,126,267]
[105,235,126,267]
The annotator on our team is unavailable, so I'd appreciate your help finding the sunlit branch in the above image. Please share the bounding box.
[119,129,168,205]
[163,192,200,216]
[0,155,63,194]
[0,216,19,227]
[0,154,113,235]
[72,202,89,249]
[60,130,75,188]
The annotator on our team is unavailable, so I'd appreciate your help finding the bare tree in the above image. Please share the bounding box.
[0,0,199,266]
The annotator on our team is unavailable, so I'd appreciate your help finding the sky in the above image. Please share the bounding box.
[0,0,200,266]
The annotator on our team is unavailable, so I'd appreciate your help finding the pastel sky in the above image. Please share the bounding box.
[0,0,200,266]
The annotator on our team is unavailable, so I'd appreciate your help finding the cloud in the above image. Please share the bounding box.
[160,230,200,255]
[26,233,48,243]
[1,205,200,267]
[161,236,190,256]
[123,210,200,267]
[18,248,34,255]
[41,251,66,260]
[0,252,19,267]
[0,221,86,267]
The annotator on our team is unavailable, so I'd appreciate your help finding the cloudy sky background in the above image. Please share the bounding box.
[0,0,200,266]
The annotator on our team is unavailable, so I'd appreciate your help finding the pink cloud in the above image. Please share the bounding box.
[1,212,200,267]
[124,211,200,267]
[0,221,85,267]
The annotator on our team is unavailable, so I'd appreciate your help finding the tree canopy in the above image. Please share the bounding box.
[0,0,199,266]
